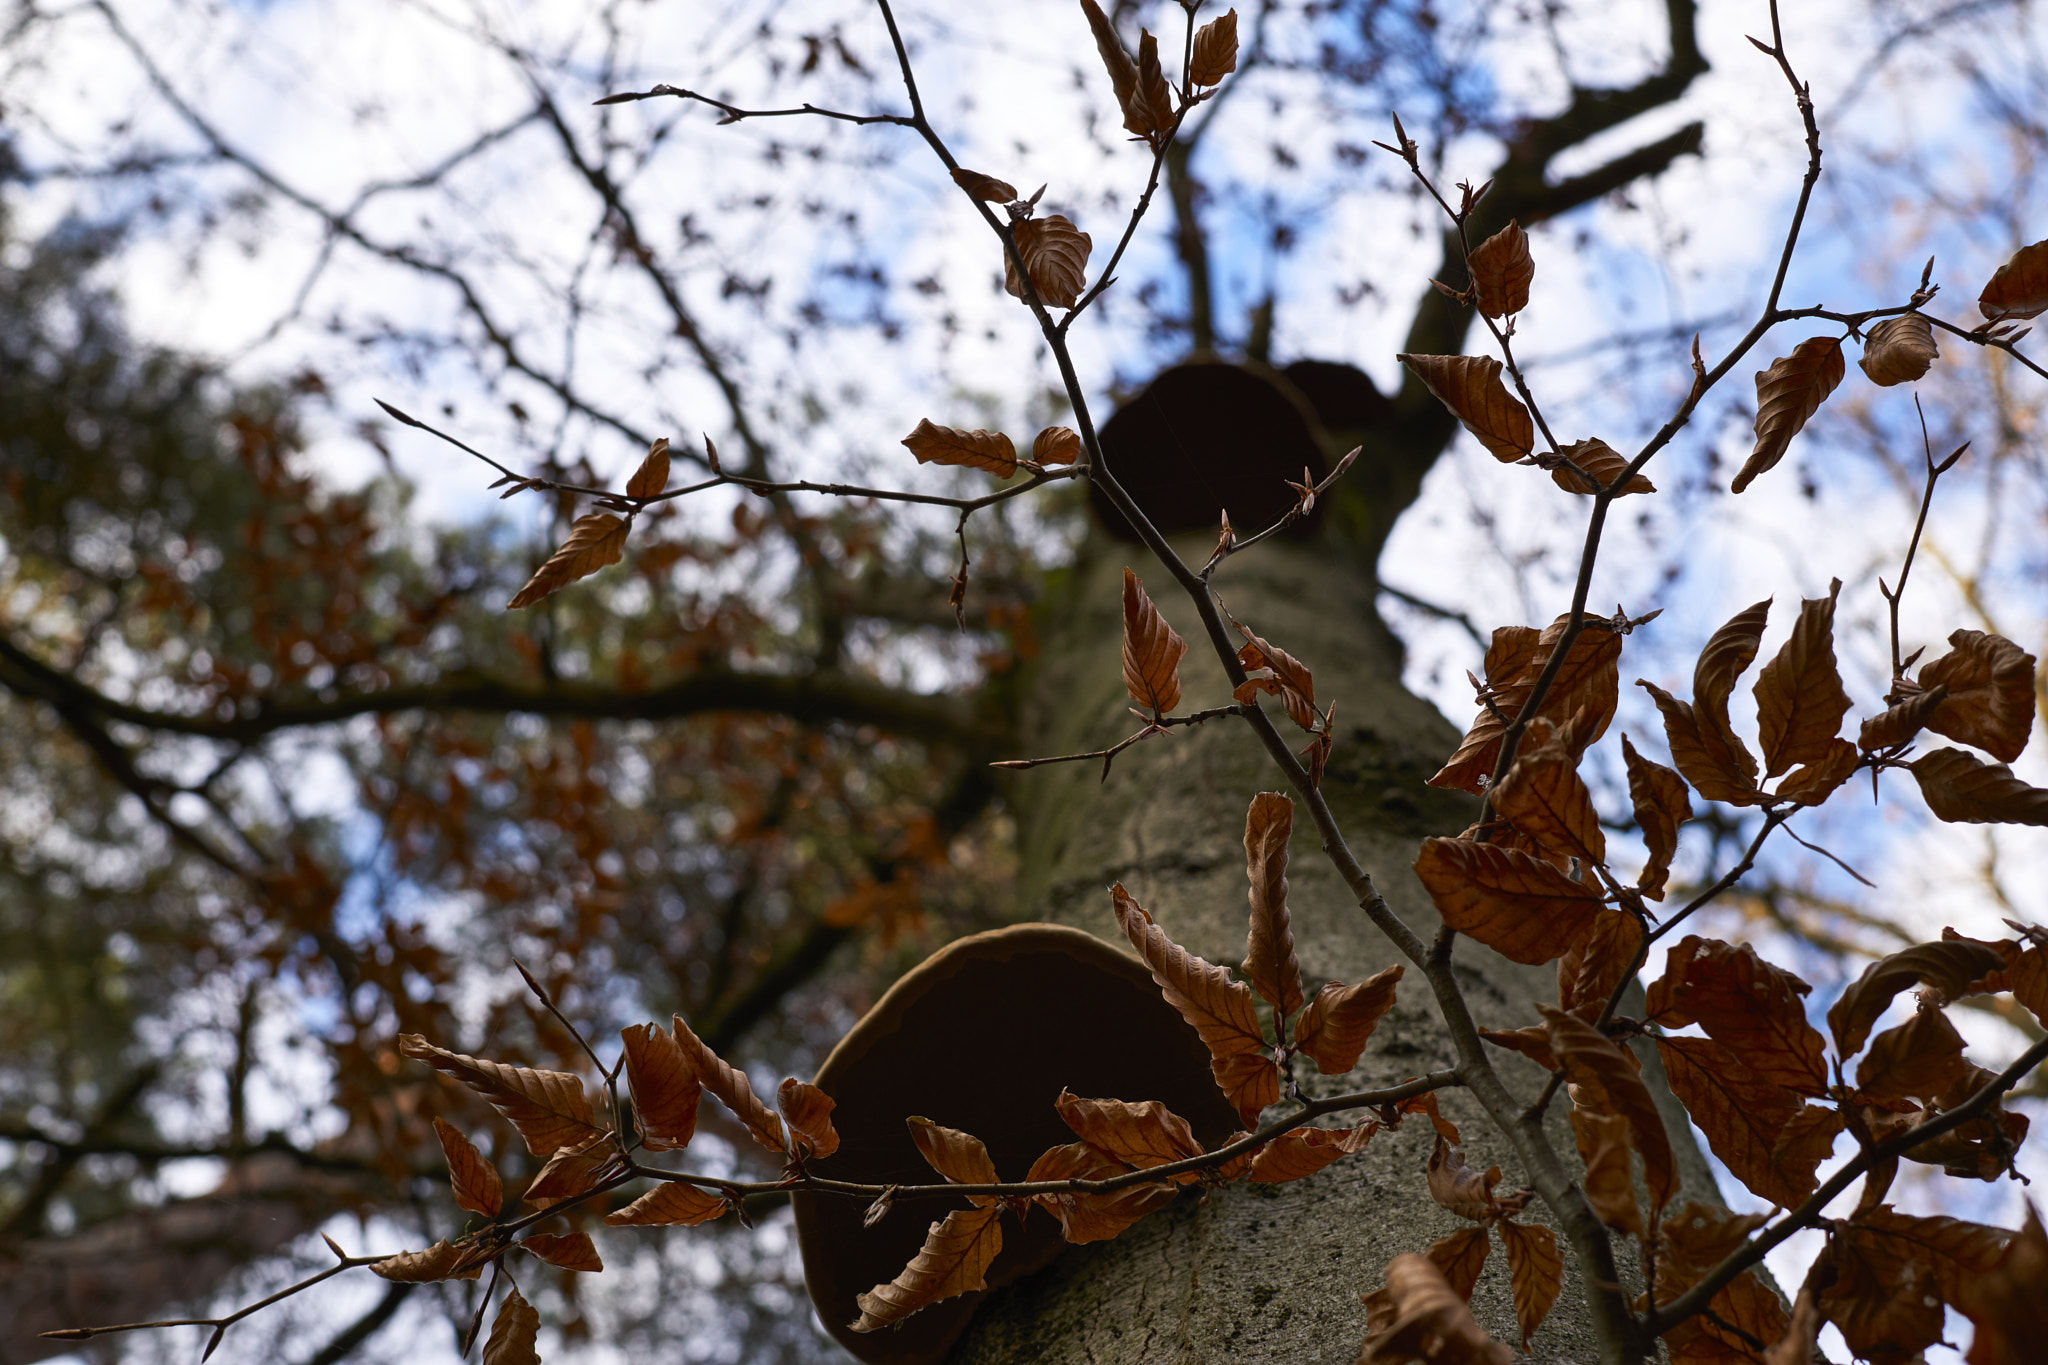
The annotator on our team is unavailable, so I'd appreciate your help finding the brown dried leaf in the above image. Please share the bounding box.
[1498,1220,1563,1348]
[1764,1272,1826,1365]
[1540,1005,1676,1210]
[1293,964,1404,1075]
[1055,1089,1204,1178]
[1467,221,1534,319]
[1754,579,1852,778]
[1234,628,1320,731]
[1432,617,1624,792]
[1829,938,2010,1057]
[372,1239,484,1283]
[1859,312,1939,386]
[1734,337,1844,494]
[1639,681,1762,806]
[1550,437,1654,496]
[1031,425,1082,466]
[1413,837,1607,966]
[1979,238,2048,322]
[522,1132,609,1207]
[432,1117,503,1219]
[1491,728,1606,870]
[1241,792,1304,1018]
[1426,1225,1492,1300]
[1918,629,2039,763]
[1004,214,1093,309]
[1121,568,1187,714]
[1025,1140,1176,1243]
[1657,1035,1812,1207]
[1398,353,1534,462]
[508,512,632,609]
[400,1036,601,1157]
[1078,0,1140,130]
[1856,1005,1969,1104]
[1644,936,1829,1095]
[604,1179,727,1227]
[1557,910,1644,1017]
[907,1116,1000,1203]
[950,167,1018,203]
[672,1015,785,1154]
[522,1231,603,1272]
[1400,1090,1463,1144]
[1130,30,1175,146]
[1570,1105,1642,1238]
[778,1078,840,1160]
[1622,734,1691,900]
[625,437,670,498]
[1696,597,1770,775]
[620,1022,699,1153]
[850,1205,1003,1333]
[1912,746,2048,825]
[1427,1135,1501,1221]
[1360,1254,1515,1365]
[1956,1204,2048,1365]
[1111,883,1275,1125]
[1823,1207,2012,1363]
[483,1286,541,1365]
[1481,1024,1559,1073]
[1774,736,1861,806]
[1859,684,1949,751]
[1246,1120,1376,1183]
[1190,9,1239,86]
[901,418,1018,477]
[1667,1269,1791,1365]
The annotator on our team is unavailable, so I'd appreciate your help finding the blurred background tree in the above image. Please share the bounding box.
[0,0,2043,1361]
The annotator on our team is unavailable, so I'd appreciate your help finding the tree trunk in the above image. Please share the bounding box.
[955,526,1718,1364]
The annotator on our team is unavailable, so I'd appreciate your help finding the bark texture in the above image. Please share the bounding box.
[955,529,1717,1364]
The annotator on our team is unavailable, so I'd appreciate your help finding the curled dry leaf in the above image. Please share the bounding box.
[1426,1135,1501,1221]
[604,1179,727,1227]
[400,1035,600,1157]
[1821,1207,2013,1363]
[851,1205,1004,1333]
[1025,1140,1176,1243]
[778,1078,840,1160]
[1055,1088,1204,1177]
[1774,736,1861,806]
[1955,1204,2048,1365]
[1431,616,1622,793]
[1111,882,1277,1126]
[522,1231,603,1272]
[1656,1035,1819,1208]
[1622,733,1690,900]
[1918,629,2039,763]
[1293,964,1403,1075]
[1031,424,1083,466]
[673,1015,786,1154]
[1246,1120,1376,1183]
[1397,353,1533,462]
[1481,1024,1558,1072]
[1413,837,1606,966]
[1734,336,1844,494]
[1912,747,2048,826]
[1640,680,1759,806]
[1129,30,1176,146]
[625,437,670,498]
[1550,438,1654,496]
[1539,1004,1676,1211]
[1570,1105,1642,1238]
[1556,909,1643,1017]
[507,511,631,609]
[432,1116,503,1219]
[1754,578,1852,779]
[523,1131,609,1206]
[1978,238,2048,322]
[1189,8,1238,86]
[907,1116,1000,1202]
[372,1239,483,1283]
[1399,1090,1463,1144]
[1644,936,1828,1095]
[1121,568,1187,714]
[1497,1219,1563,1349]
[1426,1225,1492,1301]
[620,1022,699,1152]
[1234,628,1319,732]
[483,1286,541,1365]
[1078,0,1139,114]
[1466,220,1533,319]
[1855,1005,1969,1104]
[1360,1254,1515,1365]
[950,166,1018,203]
[1241,792,1304,1018]
[901,418,1018,478]
[1490,728,1606,870]
[1826,936,2008,1057]
[1859,312,1939,386]
[1004,214,1093,309]
[1860,684,1948,751]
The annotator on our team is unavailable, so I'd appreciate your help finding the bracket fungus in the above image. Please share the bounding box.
[793,923,1240,1364]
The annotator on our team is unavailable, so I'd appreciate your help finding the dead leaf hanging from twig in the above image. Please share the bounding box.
[507,512,632,609]
[1734,337,1843,493]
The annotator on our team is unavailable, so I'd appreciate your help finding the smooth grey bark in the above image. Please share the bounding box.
[955,528,1717,1364]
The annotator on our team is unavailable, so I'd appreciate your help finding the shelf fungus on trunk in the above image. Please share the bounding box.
[792,923,1240,1364]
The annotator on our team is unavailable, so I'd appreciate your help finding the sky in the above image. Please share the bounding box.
[6,0,2048,1360]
